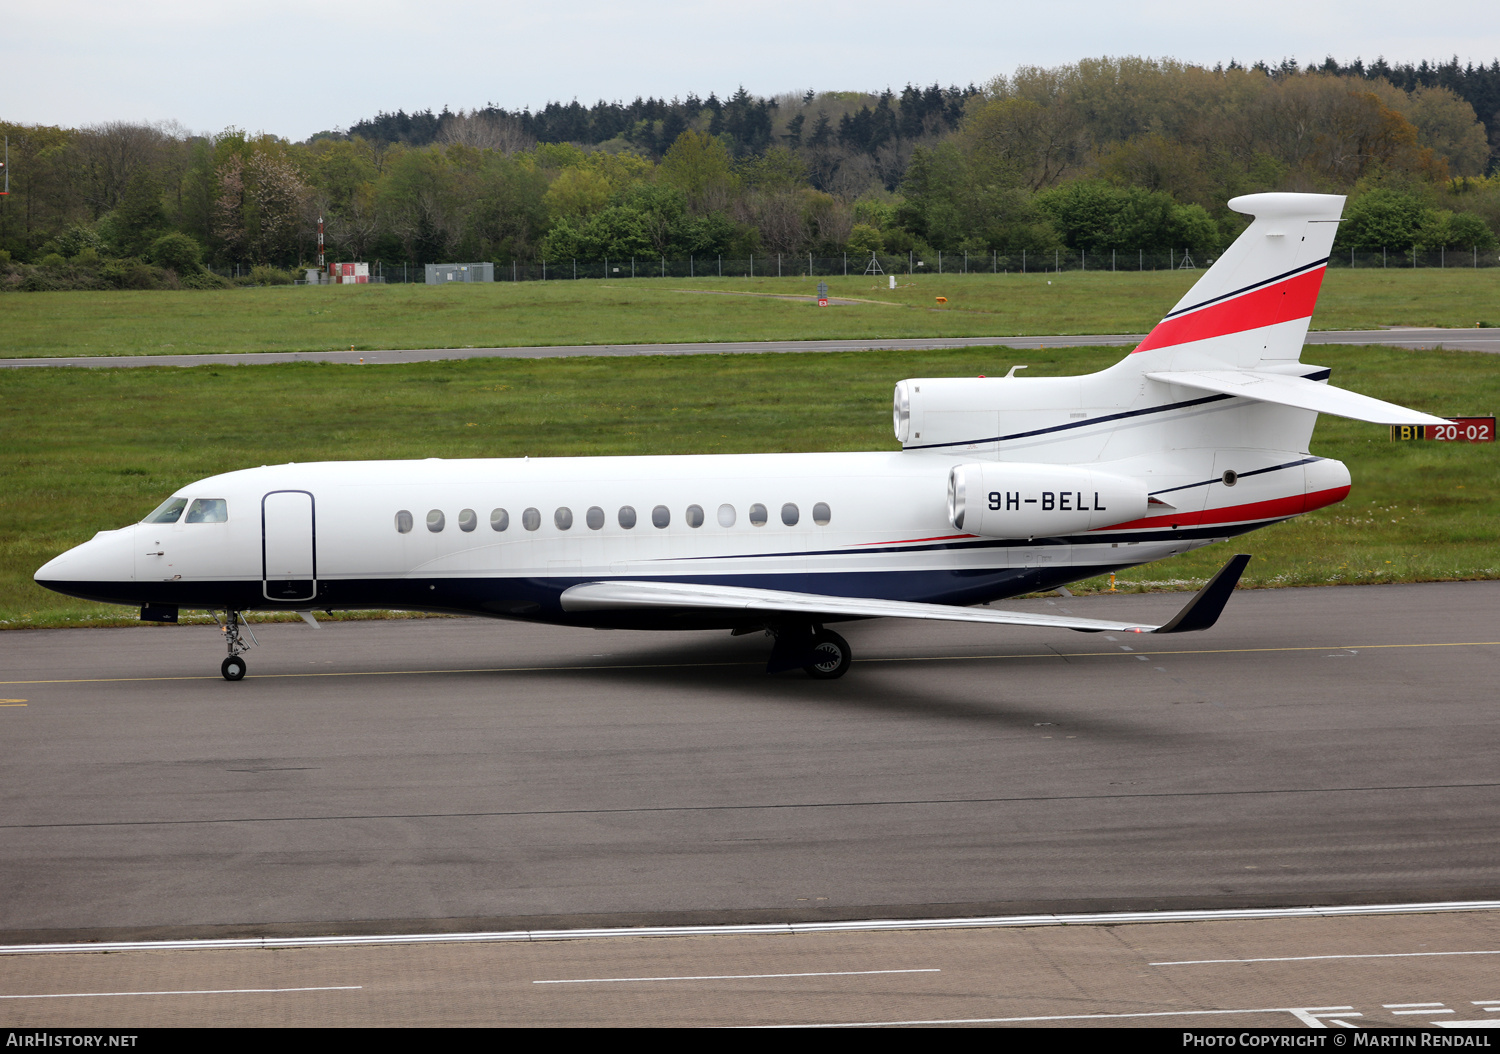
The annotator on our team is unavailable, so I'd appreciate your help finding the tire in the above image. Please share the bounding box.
[802,629,851,679]
[221,656,247,681]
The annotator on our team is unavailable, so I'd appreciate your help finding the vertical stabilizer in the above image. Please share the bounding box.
[1131,193,1344,371]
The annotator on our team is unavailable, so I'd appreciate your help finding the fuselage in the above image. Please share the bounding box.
[35,443,1349,631]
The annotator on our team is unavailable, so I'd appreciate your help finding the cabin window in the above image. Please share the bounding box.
[813,502,831,526]
[652,505,670,528]
[618,505,637,529]
[458,508,477,532]
[749,503,768,526]
[717,503,736,527]
[554,507,573,530]
[490,508,509,532]
[142,497,187,524]
[395,510,414,534]
[522,507,541,531]
[781,503,799,526]
[185,498,228,523]
[685,504,704,528]
[426,509,446,533]
[586,506,605,530]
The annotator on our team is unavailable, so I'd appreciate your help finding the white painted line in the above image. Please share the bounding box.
[744,1006,1356,1028]
[1386,1002,1445,1007]
[6,901,1499,956]
[1297,1009,1364,1028]
[1438,1022,1500,1028]
[1392,1009,1454,1015]
[1155,949,1500,966]
[0,986,362,1000]
[535,968,940,985]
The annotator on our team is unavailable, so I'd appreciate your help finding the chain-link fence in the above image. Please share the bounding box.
[233,246,1500,284]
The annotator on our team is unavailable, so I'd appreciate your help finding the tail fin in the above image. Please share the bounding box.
[1132,193,1344,371]
[1128,193,1446,428]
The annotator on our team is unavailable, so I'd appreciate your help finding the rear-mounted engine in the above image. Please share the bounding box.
[948,462,1148,538]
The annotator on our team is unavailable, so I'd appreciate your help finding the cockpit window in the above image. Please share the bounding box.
[142,497,188,524]
[185,498,228,523]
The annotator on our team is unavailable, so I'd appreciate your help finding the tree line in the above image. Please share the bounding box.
[2,57,1498,292]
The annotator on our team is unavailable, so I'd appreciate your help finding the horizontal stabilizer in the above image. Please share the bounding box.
[561,559,1253,635]
[1146,370,1448,426]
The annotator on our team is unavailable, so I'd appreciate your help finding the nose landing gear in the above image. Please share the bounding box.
[215,610,256,681]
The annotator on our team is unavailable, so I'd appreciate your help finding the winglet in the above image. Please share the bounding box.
[1149,554,1252,634]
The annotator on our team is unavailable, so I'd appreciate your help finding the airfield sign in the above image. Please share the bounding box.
[1390,417,1494,442]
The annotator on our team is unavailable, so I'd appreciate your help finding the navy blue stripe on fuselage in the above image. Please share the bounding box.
[1148,456,1321,498]
[1160,257,1331,320]
[904,392,1233,451]
[652,515,1286,566]
[904,366,1333,453]
[33,562,1147,628]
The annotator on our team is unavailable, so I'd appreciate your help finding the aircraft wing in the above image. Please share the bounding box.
[1146,369,1448,426]
[560,555,1251,635]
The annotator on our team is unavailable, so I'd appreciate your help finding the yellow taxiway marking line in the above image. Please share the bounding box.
[0,660,758,685]
[866,640,1500,664]
[0,640,1496,686]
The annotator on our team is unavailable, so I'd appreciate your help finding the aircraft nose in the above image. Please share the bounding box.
[34,525,138,591]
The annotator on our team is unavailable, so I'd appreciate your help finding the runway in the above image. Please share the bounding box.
[3,327,1497,368]
[1,580,1497,948]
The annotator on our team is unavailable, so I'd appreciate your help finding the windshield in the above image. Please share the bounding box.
[142,497,188,524]
[185,498,228,523]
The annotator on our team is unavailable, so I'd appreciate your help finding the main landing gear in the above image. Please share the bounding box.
[764,624,853,679]
[215,610,256,681]
[803,629,852,680]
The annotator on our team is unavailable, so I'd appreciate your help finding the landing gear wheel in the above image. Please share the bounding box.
[221,655,247,681]
[802,629,851,680]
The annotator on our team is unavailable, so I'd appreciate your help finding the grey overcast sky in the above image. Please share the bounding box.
[5,0,1496,141]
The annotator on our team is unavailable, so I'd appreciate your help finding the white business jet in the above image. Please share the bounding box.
[35,193,1446,680]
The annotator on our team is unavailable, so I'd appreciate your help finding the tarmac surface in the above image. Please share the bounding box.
[3,907,1500,1027]
[2,580,1498,1025]
[3,327,1498,368]
[1,580,1496,941]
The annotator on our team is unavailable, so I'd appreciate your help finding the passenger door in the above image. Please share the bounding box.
[262,490,317,602]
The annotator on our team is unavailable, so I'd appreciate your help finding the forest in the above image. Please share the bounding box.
[2,56,1499,291]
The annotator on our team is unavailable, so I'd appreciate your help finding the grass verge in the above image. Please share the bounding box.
[1,269,1496,360]
[2,343,1496,628]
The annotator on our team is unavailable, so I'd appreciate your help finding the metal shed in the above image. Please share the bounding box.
[425,263,494,284]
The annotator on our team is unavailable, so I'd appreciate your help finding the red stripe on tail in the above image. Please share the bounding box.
[1133,267,1326,353]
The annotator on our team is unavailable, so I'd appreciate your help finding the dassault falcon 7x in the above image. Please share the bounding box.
[36,193,1447,680]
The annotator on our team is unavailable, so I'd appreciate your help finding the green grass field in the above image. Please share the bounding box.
[1,269,1497,359]
[2,342,1495,628]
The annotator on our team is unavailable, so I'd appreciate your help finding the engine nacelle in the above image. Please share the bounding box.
[947,462,1148,537]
